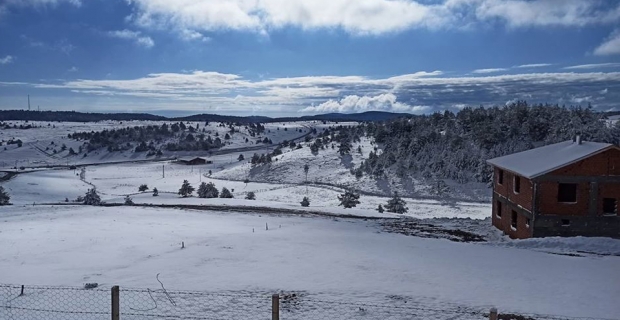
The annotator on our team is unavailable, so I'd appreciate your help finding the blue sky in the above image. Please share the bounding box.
[0,0,619,116]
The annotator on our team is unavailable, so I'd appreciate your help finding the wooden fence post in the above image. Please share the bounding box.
[272,294,279,320]
[489,307,498,320]
[111,286,120,320]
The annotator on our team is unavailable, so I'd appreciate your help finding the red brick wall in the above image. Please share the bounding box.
[492,196,532,239]
[538,181,590,216]
[493,167,533,211]
[550,148,620,176]
[598,183,620,216]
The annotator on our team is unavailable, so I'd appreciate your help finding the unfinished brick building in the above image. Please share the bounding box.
[487,138,620,239]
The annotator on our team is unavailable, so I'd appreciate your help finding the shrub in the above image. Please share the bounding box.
[338,190,360,208]
[220,187,233,198]
[138,184,149,192]
[83,188,101,206]
[245,192,256,200]
[152,188,159,197]
[300,196,310,207]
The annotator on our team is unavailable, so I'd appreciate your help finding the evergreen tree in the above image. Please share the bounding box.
[0,186,10,205]
[83,188,101,206]
[245,191,256,200]
[238,154,245,161]
[197,182,209,198]
[124,195,134,205]
[204,182,219,198]
[303,164,310,183]
[138,184,149,192]
[338,137,352,156]
[385,192,408,214]
[152,188,159,197]
[377,204,384,213]
[300,196,310,207]
[220,187,233,198]
[338,190,360,208]
[178,180,195,197]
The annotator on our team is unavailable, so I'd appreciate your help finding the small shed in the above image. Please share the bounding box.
[179,157,208,165]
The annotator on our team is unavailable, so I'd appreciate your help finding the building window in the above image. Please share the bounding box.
[525,218,531,228]
[557,183,577,203]
[513,176,521,194]
[496,200,502,218]
[561,219,570,227]
[497,169,504,185]
[511,210,518,230]
[603,198,617,215]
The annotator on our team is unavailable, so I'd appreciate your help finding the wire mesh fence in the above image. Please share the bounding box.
[1,284,617,320]
[0,284,110,320]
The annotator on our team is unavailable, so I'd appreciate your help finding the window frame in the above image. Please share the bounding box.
[497,169,504,185]
[513,176,521,194]
[511,210,518,230]
[496,200,502,218]
[557,183,578,203]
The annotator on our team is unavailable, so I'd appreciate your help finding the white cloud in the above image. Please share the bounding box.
[472,68,508,74]
[564,63,620,70]
[594,30,620,56]
[300,93,429,114]
[4,69,620,113]
[126,0,620,36]
[514,63,552,68]
[107,29,155,48]
[68,66,78,72]
[0,55,14,65]
[179,29,210,42]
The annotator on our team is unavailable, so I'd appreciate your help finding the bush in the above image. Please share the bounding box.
[338,190,360,208]
[245,192,256,200]
[83,188,101,206]
[124,195,134,205]
[152,188,159,196]
[220,187,233,198]
[138,184,149,192]
[0,186,10,205]
[385,192,408,214]
[377,204,384,213]
[300,196,310,207]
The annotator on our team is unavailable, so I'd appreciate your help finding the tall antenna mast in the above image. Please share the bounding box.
[28,95,30,111]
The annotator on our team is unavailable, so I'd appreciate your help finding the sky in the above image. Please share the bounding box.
[0,0,619,117]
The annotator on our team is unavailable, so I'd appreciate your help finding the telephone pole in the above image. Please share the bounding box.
[28,95,30,111]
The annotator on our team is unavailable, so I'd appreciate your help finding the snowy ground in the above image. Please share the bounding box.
[0,205,618,319]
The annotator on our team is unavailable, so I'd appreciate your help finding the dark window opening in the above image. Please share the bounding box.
[511,210,518,229]
[525,218,531,228]
[496,200,502,218]
[498,169,504,185]
[603,198,617,215]
[561,219,570,227]
[557,183,577,203]
[513,176,521,193]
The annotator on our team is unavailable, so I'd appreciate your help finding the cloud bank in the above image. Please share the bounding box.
[107,29,154,48]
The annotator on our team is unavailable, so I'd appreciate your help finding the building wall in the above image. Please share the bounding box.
[533,215,620,238]
[549,148,620,176]
[493,167,533,212]
[492,193,532,239]
[537,181,590,216]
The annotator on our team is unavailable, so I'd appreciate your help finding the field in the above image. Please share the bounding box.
[1,120,619,319]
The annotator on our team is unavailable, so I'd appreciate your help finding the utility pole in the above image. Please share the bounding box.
[28,95,30,111]
[162,164,165,178]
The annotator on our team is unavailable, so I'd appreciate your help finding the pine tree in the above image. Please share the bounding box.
[245,191,256,200]
[138,184,149,192]
[178,180,195,197]
[124,195,134,205]
[377,204,384,213]
[385,192,408,214]
[338,190,360,208]
[238,154,245,161]
[338,137,352,156]
[152,188,159,196]
[220,187,233,198]
[203,182,219,198]
[0,186,10,205]
[83,188,101,206]
[197,182,209,198]
[300,196,310,207]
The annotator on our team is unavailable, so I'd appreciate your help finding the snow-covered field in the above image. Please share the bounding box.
[1,120,619,319]
[0,205,618,319]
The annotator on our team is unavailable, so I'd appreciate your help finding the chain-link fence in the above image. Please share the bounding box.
[1,284,616,320]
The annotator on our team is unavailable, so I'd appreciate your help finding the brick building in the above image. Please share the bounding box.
[486,138,620,239]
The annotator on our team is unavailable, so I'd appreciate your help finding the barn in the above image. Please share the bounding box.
[178,157,209,165]
[487,137,620,239]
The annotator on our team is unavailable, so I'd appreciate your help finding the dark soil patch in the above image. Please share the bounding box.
[381,220,487,243]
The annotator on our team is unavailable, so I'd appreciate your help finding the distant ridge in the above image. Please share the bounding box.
[0,110,410,123]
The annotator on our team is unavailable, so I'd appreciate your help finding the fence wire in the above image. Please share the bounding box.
[0,284,110,320]
[121,288,271,320]
[1,284,617,320]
